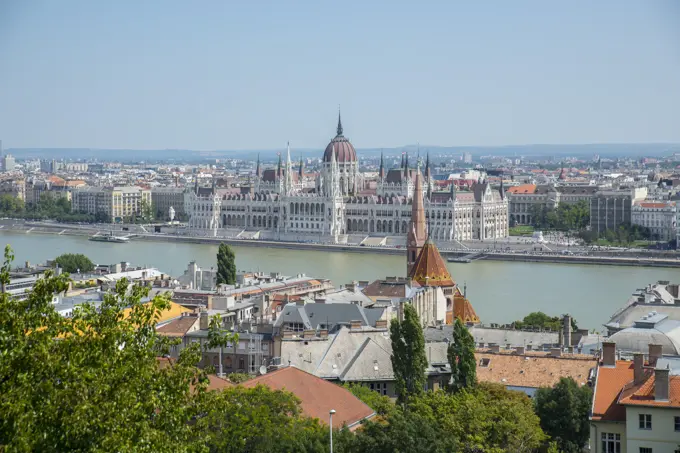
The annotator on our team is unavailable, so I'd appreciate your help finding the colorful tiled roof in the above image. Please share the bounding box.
[408,238,454,287]
[591,361,634,422]
[453,294,480,324]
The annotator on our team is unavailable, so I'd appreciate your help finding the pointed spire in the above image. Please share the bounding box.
[499,176,505,200]
[285,142,293,193]
[425,151,431,179]
[277,152,282,177]
[379,150,385,180]
[255,153,261,177]
[336,107,343,136]
[298,154,304,178]
[450,180,457,201]
[401,152,405,169]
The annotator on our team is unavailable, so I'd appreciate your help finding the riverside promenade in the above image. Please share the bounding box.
[3,219,680,268]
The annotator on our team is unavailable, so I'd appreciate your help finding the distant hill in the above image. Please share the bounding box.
[6,143,679,162]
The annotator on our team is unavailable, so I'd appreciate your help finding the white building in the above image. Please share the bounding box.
[185,113,509,243]
[631,200,677,242]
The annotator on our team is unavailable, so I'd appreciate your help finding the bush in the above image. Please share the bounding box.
[54,253,95,273]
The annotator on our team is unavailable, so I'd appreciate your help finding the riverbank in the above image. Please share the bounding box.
[4,221,680,268]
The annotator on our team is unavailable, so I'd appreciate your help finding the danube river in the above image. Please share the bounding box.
[2,231,677,331]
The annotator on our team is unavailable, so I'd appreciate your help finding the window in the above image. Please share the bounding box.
[675,416,680,432]
[600,433,620,453]
[639,413,652,430]
[368,382,388,396]
[639,448,652,453]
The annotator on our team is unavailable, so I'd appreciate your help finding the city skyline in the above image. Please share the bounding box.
[1,1,679,150]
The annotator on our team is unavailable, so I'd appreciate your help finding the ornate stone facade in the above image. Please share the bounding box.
[185,113,509,243]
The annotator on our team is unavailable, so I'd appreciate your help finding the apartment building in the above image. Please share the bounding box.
[151,187,186,220]
[72,186,151,222]
[631,201,677,242]
[590,187,648,234]
[590,342,680,453]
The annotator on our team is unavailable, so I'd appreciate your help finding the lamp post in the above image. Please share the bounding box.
[329,409,336,453]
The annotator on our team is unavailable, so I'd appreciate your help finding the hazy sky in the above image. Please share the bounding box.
[0,1,679,150]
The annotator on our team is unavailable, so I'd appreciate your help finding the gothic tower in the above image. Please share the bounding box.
[407,169,427,275]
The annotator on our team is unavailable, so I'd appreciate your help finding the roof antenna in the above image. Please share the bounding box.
[464,281,467,298]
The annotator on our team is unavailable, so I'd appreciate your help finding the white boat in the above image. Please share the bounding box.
[89,233,130,243]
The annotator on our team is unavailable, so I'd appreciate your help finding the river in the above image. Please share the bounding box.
[2,231,676,331]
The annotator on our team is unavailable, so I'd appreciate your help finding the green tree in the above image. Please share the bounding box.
[216,242,236,286]
[407,384,546,453]
[534,377,592,453]
[140,199,155,222]
[54,252,95,273]
[343,383,397,417]
[389,304,427,404]
[226,372,251,383]
[447,318,477,392]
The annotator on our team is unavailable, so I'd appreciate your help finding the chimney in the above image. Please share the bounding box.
[303,330,316,339]
[350,320,362,331]
[514,346,525,355]
[375,319,388,329]
[318,329,328,338]
[489,343,500,353]
[562,314,572,347]
[199,310,209,330]
[648,344,662,367]
[602,341,616,367]
[550,347,562,358]
[633,353,645,384]
[206,295,213,310]
[654,364,670,401]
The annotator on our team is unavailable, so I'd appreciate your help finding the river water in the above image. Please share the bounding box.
[2,231,677,331]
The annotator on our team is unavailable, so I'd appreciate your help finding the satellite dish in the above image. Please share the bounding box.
[259,365,267,375]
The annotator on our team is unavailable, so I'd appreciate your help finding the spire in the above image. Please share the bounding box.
[285,142,293,193]
[401,152,405,169]
[379,150,385,180]
[298,154,304,178]
[277,153,282,178]
[499,176,505,200]
[406,168,427,275]
[255,153,261,177]
[425,151,431,180]
[336,107,343,136]
[450,180,457,201]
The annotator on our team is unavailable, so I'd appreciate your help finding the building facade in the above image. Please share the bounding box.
[631,201,677,242]
[590,188,648,235]
[151,187,186,221]
[72,186,151,222]
[185,114,509,242]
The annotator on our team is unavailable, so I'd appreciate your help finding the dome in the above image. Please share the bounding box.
[323,112,357,163]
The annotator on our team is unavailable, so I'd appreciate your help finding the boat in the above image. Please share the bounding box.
[89,232,130,243]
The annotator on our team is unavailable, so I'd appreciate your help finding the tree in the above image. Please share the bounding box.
[54,252,95,273]
[140,199,155,222]
[390,304,427,403]
[447,318,476,392]
[407,384,546,453]
[0,245,331,452]
[216,242,236,286]
[534,377,592,453]
[343,383,397,417]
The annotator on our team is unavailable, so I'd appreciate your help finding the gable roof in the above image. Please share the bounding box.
[619,374,680,408]
[242,366,375,428]
[507,184,537,194]
[155,316,198,337]
[591,361,634,422]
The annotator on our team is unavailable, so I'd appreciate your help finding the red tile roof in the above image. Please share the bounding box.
[242,366,375,428]
[591,361,634,422]
[619,375,680,408]
[506,184,537,194]
[408,239,455,287]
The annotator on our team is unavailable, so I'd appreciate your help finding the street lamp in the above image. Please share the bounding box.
[329,409,336,453]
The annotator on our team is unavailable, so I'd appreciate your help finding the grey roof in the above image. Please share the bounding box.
[425,325,560,349]
[605,304,680,331]
[609,318,680,355]
[273,302,385,331]
[186,329,273,342]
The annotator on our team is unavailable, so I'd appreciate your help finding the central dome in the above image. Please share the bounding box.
[323,112,357,163]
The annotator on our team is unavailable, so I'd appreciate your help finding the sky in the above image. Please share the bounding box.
[0,0,679,151]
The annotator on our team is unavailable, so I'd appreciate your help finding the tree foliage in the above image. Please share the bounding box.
[390,304,427,403]
[343,383,397,417]
[512,311,578,332]
[447,318,477,392]
[0,192,109,223]
[534,377,592,453]
[345,383,546,453]
[216,243,236,286]
[530,200,590,231]
[54,252,95,273]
